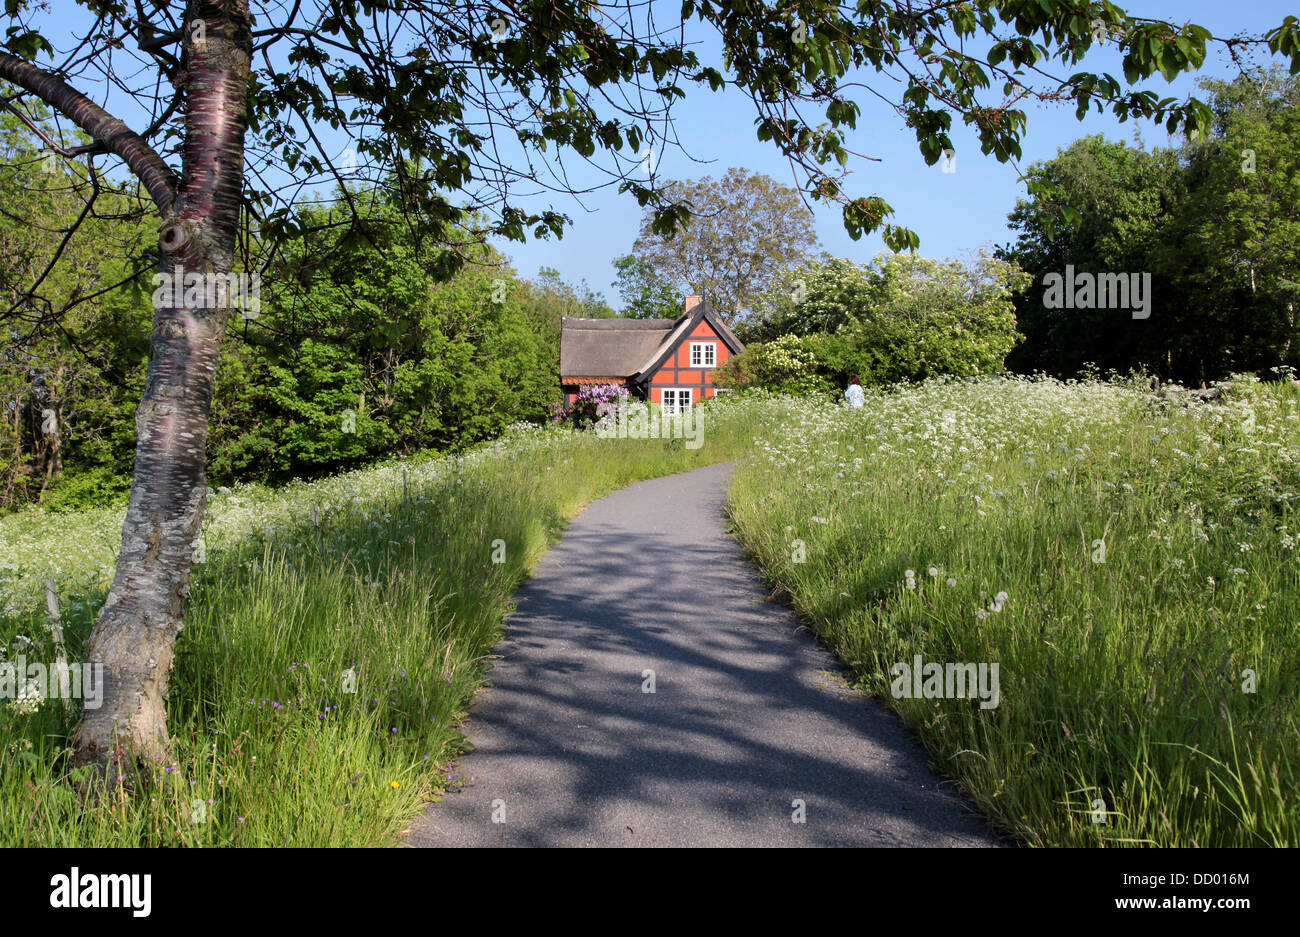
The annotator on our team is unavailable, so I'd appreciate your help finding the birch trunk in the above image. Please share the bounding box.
[67,5,252,770]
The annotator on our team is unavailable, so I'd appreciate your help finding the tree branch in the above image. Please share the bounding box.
[0,51,179,214]
[0,99,106,157]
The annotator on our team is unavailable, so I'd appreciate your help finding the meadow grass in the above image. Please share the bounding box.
[5,376,1297,847]
[0,412,756,846]
[725,375,1300,846]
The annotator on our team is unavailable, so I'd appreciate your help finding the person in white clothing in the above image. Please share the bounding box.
[844,375,864,408]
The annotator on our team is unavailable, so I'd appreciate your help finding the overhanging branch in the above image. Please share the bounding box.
[0,51,179,214]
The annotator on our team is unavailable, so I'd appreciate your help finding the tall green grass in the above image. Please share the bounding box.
[0,413,756,846]
[726,375,1300,846]
[7,377,1297,847]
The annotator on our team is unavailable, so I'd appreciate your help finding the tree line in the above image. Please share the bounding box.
[9,64,1298,515]
[1001,69,1300,385]
[671,69,1300,395]
[2,113,619,513]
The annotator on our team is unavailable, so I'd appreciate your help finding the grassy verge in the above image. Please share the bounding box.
[726,376,1299,846]
[9,377,1296,847]
[0,410,755,846]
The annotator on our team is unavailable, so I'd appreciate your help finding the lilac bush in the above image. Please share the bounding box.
[553,383,631,430]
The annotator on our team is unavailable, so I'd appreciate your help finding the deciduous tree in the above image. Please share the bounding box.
[630,168,819,321]
[1001,68,1300,383]
[611,253,683,320]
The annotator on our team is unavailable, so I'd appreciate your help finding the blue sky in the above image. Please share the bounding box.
[31,2,1299,304]
[492,1,1297,303]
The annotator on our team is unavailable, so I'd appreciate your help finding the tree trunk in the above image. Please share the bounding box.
[71,4,252,771]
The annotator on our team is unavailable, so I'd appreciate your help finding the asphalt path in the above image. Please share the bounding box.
[407,461,1001,847]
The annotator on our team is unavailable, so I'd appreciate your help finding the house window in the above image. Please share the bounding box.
[689,342,717,367]
[662,388,693,414]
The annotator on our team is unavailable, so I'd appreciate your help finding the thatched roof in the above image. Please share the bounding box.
[559,302,745,382]
[560,316,678,379]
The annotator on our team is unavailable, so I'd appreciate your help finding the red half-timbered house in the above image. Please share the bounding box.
[559,295,744,412]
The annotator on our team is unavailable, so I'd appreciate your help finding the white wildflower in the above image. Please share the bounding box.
[7,680,43,715]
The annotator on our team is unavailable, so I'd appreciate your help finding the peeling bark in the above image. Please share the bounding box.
[64,3,253,770]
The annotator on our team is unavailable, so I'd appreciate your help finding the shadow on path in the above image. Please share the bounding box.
[405,462,1002,847]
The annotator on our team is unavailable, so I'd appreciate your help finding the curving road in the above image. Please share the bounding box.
[407,461,1001,847]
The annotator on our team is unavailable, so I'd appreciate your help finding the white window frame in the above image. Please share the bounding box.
[661,388,693,415]
[689,342,717,368]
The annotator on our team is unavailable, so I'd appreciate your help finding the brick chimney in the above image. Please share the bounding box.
[684,294,701,314]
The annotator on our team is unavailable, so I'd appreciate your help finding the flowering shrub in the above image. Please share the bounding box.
[712,334,834,397]
[734,250,1029,388]
[551,383,631,429]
